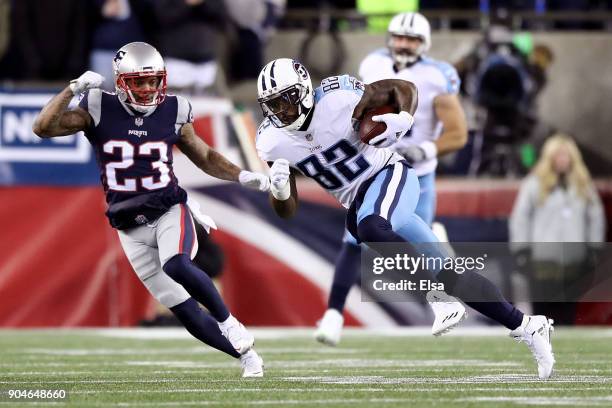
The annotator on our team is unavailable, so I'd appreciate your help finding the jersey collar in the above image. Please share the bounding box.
[118,97,158,117]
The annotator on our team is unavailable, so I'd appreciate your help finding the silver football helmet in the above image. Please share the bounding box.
[387,12,431,69]
[257,58,314,131]
[112,42,167,114]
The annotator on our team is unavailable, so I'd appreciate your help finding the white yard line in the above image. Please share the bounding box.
[4,327,612,339]
[459,396,612,406]
[282,374,612,385]
[61,386,612,395]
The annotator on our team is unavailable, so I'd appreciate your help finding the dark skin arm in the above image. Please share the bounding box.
[176,123,243,181]
[352,79,418,120]
[268,162,299,219]
[32,87,91,137]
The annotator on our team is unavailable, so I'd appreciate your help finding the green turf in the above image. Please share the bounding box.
[1,328,611,407]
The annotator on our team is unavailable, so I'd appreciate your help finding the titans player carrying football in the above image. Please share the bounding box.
[255,58,555,379]
[317,12,469,346]
[33,42,265,377]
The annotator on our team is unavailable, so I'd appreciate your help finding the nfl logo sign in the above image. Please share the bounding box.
[135,117,144,127]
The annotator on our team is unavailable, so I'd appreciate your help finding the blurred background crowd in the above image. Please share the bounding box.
[2,0,612,176]
[0,0,610,328]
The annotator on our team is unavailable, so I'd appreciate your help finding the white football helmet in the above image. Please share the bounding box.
[387,12,431,69]
[257,58,314,131]
[113,42,167,114]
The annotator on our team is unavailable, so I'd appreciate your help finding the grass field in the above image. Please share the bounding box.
[1,327,611,407]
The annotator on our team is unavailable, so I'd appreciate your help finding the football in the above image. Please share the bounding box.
[358,105,397,145]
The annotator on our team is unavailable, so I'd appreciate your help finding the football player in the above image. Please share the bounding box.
[317,12,469,346]
[33,42,265,377]
[255,58,555,379]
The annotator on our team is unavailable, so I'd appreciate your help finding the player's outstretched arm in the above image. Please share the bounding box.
[32,87,91,137]
[433,94,468,156]
[268,159,299,219]
[33,71,104,137]
[352,79,418,120]
[177,123,270,191]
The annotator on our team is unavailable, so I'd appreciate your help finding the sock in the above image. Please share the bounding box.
[170,298,240,358]
[328,242,362,312]
[164,254,230,322]
[438,269,524,330]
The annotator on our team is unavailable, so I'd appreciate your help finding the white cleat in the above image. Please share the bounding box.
[314,309,344,346]
[240,349,264,378]
[427,290,467,336]
[218,315,255,355]
[509,315,555,379]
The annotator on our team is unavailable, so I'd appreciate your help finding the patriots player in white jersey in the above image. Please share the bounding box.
[317,12,469,346]
[33,42,265,377]
[256,58,555,379]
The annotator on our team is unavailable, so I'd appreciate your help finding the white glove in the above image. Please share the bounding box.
[397,141,437,164]
[397,144,426,164]
[239,170,270,192]
[369,111,415,148]
[269,159,291,201]
[69,71,105,95]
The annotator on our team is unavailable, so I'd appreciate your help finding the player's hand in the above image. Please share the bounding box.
[369,111,414,148]
[397,144,426,164]
[270,159,291,201]
[69,71,105,95]
[239,170,270,192]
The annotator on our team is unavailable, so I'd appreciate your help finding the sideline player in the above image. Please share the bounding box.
[33,42,264,377]
[255,58,555,379]
[317,12,469,345]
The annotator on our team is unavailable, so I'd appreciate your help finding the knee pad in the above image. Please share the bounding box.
[357,214,394,243]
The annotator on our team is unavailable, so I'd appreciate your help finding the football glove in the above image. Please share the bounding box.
[397,144,426,164]
[239,170,270,192]
[369,111,414,148]
[69,71,105,96]
[270,159,291,201]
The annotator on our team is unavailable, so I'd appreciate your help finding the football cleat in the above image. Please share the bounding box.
[314,309,344,346]
[509,315,555,379]
[218,315,255,355]
[240,349,264,378]
[427,290,467,336]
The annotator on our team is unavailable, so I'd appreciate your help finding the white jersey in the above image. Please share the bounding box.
[256,75,403,208]
[359,48,460,176]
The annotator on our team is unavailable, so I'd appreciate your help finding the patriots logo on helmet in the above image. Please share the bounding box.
[292,61,309,81]
[114,50,126,64]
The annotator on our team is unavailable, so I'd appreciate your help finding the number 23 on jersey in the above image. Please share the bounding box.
[103,140,170,192]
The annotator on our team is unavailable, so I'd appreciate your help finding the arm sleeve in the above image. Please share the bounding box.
[77,89,102,128]
[255,122,274,162]
[77,90,90,112]
[176,95,194,126]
